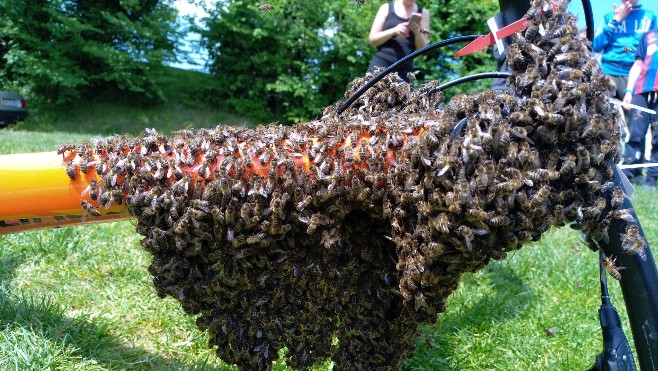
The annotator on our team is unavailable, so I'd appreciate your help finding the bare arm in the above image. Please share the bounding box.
[623,59,643,107]
[369,4,408,48]
[409,9,430,50]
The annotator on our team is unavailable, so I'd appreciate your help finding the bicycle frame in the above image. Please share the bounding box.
[497,0,658,368]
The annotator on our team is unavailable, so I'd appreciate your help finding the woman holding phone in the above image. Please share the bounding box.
[366,0,430,82]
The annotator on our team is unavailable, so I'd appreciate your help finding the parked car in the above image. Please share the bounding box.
[0,91,27,127]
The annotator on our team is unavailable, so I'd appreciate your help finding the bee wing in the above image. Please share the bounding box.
[616,209,637,224]
[436,165,450,177]
[639,249,647,261]
[104,199,114,209]
[472,229,489,236]
[601,182,615,193]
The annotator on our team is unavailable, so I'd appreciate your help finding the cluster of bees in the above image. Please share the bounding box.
[61,2,649,369]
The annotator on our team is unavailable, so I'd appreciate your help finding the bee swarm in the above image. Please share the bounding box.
[67,3,636,370]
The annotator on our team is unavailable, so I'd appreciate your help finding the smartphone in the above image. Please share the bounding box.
[409,13,422,26]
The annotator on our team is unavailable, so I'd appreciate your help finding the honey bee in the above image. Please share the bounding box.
[535,55,548,77]
[173,174,191,195]
[506,43,527,71]
[77,141,91,157]
[552,204,567,226]
[454,181,473,205]
[246,233,268,245]
[610,186,626,209]
[66,160,77,180]
[171,163,184,181]
[629,238,648,261]
[582,60,599,75]
[575,145,591,172]
[543,327,556,337]
[419,242,444,262]
[418,28,430,37]
[356,187,372,202]
[517,230,534,242]
[488,215,511,227]
[564,199,583,221]
[57,144,76,158]
[475,160,496,191]
[82,179,100,201]
[621,224,641,253]
[197,159,210,179]
[298,213,331,234]
[465,207,488,222]
[581,198,606,220]
[526,169,559,182]
[80,200,101,221]
[456,225,487,252]
[109,189,123,206]
[296,195,312,211]
[556,67,584,81]
[551,23,576,39]
[559,154,577,176]
[602,256,624,280]
[608,208,636,224]
[581,114,605,139]
[509,111,533,126]
[259,3,273,12]
[529,185,550,208]
[524,21,539,42]
[429,213,450,234]
[493,178,522,194]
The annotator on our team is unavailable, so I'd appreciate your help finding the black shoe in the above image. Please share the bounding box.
[643,177,657,190]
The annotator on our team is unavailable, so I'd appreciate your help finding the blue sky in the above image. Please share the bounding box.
[170,0,210,71]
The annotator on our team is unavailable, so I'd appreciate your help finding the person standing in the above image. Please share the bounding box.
[366,0,430,83]
[622,27,658,189]
[593,0,656,158]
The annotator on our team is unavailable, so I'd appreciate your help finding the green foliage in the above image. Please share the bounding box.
[0,0,182,106]
[200,0,499,123]
[416,0,500,93]
[4,67,254,137]
[199,0,378,124]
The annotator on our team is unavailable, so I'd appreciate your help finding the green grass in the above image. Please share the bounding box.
[1,100,658,369]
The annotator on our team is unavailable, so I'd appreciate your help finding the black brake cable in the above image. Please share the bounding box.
[424,72,511,97]
[579,0,637,366]
[336,35,479,114]
[591,251,637,371]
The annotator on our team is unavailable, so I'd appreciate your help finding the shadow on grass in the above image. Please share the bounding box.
[0,247,222,370]
[404,262,535,370]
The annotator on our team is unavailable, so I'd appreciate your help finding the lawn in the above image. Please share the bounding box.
[1,107,657,370]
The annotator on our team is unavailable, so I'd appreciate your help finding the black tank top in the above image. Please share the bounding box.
[367,2,423,81]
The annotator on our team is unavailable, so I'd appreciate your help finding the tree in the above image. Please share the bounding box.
[199,0,500,124]
[416,0,500,93]
[0,0,182,105]
[199,0,377,123]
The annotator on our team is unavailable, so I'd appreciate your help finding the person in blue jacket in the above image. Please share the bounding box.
[593,0,656,126]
